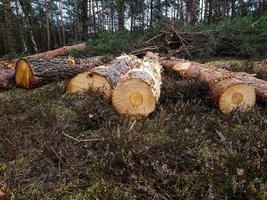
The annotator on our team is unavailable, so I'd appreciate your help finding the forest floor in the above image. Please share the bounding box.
[0,59,266,199]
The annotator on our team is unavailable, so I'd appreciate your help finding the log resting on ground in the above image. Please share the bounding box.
[112,52,162,117]
[66,54,142,98]
[0,60,16,89]
[161,58,257,114]
[0,68,15,89]
[26,43,88,59]
[15,56,103,89]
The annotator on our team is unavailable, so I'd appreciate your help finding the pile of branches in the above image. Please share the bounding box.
[143,21,246,59]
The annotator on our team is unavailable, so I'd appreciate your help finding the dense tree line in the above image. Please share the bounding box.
[0,0,266,56]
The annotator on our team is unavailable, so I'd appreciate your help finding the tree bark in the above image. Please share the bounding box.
[112,52,162,117]
[117,0,125,32]
[15,56,103,89]
[81,0,88,40]
[26,43,88,59]
[59,1,66,46]
[150,0,153,28]
[66,54,141,97]
[161,58,258,114]
[45,0,51,50]
[0,60,15,68]
[0,68,15,89]
[18,0,38,53]
[2,0,16,53]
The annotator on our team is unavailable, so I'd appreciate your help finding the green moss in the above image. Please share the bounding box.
[51,105,76,117]
[231,123,246,133]
[247,182,266,200]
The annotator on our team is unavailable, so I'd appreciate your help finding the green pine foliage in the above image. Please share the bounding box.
[86,32,144,56]
[215,14,267,58]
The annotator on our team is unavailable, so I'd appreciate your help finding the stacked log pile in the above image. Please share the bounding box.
[66,54,142,97]
[67,52,162,117]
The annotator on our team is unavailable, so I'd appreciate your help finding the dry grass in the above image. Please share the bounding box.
[0,66,266,199]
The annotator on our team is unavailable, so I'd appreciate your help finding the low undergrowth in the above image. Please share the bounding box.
[0,71,266,199]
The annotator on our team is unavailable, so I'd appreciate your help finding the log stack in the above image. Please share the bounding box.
[67,52,162,117]
[66,54,142,97]
[161,58,258,114]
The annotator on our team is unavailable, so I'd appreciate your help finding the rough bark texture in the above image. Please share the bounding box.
[66,54,141,97]
[160,58,257,113]
[0,60,16,89]
[161,58,267,103]
[26,43,88,59]
[0,60,15,68]
[92,55,140,87]
[112,52,162,117]
[15,56,103,89]
[119,52,162,101]
[0,68,15,89]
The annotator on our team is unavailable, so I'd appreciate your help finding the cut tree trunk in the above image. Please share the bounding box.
[15,56,103,89]
[112,52,162,117]
[66,54,141,98]
[26,43,88,59]
[0,60,16,89]
[161,58,257,114]
[0,68,15,89]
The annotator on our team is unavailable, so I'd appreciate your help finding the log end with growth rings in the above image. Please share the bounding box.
[112,78,156,117]
[112,52,162,118]
[15,59,34,89]
[66,72,112,98]
[218,83,256,114]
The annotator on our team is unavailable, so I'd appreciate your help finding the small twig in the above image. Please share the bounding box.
[145,33,164,44]
[251,17,263,27]
[63,133,114,143]
[130,46,159,55]
[216,130,234,154]
[166,23,191,58]
[128,120,137,132]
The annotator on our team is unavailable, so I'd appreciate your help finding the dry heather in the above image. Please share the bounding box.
[0,67,266,199]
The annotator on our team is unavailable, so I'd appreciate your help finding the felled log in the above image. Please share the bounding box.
[170,59,267,103]
[26,43,88,59]
[0,60,16,89]
[15,56,103,89]
[0,68,15,89]
[206,60,267,73]
[66,54,141,97]
[161,58,257,114]
[112,52,162,117]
